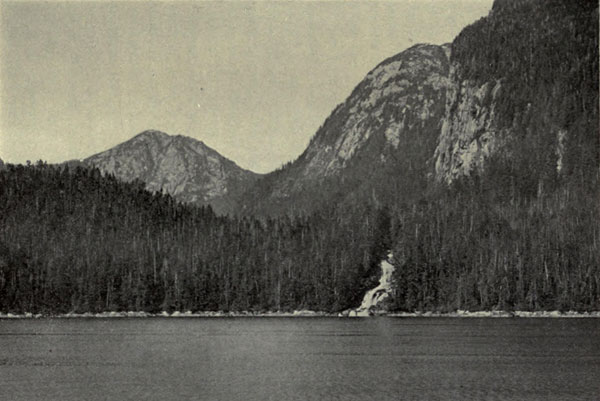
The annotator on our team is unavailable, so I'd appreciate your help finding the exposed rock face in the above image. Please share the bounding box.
[84,130,261,214]
[434,73,506,182]
[240,44,452,216]
[435,0,598,184]
[302,43,450,177]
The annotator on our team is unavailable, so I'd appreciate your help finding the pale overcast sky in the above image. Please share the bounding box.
[0,0,492,173]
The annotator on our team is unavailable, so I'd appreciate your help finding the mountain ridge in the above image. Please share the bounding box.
[238,43,452,216]
[83,129,261,214]
[71,0,598,218]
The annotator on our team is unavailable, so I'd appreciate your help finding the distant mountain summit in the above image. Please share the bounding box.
[84,130,261,214]
[239,43,452,216]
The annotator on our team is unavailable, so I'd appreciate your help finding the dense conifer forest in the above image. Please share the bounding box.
[0,163,387,313]
[389,176,599,312]
[0,162,598,314]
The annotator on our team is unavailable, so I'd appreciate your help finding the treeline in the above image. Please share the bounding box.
[0,163,387,314]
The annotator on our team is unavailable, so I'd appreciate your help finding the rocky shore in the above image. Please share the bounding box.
[1,309,600,319]
[0,310,330,319]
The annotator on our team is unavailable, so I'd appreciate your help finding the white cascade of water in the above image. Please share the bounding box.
[351,252,395,317]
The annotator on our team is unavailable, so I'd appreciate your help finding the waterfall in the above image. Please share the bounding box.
[350,252,394,317]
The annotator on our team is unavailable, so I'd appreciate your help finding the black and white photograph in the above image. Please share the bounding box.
[0,0,599,399]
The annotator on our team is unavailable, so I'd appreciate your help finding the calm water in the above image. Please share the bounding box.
[0,317,598,400]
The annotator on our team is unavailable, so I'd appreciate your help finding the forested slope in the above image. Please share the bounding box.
[391,0,600,312]
[1,161,597,314]
[0,163,388,313]
[388,181,599,312]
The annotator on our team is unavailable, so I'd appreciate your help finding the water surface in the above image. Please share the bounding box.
[0,317,598,400]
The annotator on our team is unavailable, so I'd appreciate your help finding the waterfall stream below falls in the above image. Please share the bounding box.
[350,252,394,317]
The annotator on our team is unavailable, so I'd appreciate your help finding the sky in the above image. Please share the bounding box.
[0,0,493,173]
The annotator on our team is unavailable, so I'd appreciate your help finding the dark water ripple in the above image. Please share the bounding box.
[0,317,598,400]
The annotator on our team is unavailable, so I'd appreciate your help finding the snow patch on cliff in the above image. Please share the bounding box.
[556,129,567,173]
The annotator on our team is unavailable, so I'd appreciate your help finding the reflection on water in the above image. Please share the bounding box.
[0,317,599,400]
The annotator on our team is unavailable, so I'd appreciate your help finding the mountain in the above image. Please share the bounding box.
[434,0,598,191]
[240,0,598,216]
[84,130,261,214]
[239,43,452,216]
[387,0,599,312]
[78,43,452,218]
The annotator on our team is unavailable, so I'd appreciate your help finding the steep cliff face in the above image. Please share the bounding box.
[84,130,261,214]
[241,44,452,216]
[435,0,598,186]
[434,73,506,182]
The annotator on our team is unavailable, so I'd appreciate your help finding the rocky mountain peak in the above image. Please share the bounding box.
[299,43,451,177]
[84,130,261,214]
[136,129,169,138]
[131,129,171,144]
[239,43,452,215]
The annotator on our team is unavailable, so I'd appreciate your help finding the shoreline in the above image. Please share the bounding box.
[1,309,600,319]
